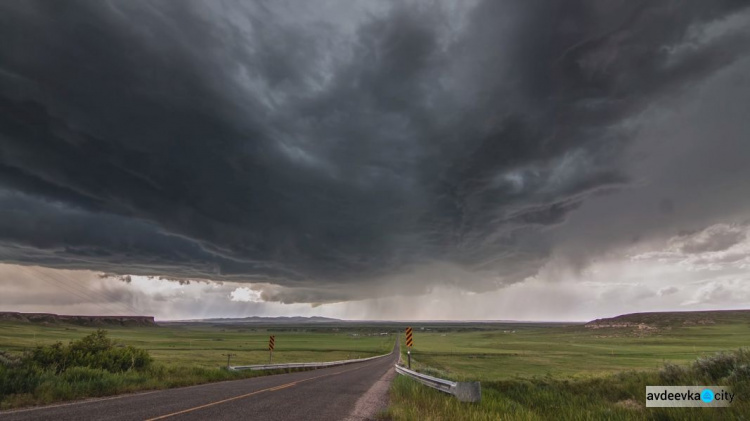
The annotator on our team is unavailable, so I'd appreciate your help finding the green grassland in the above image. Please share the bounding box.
[0,321,394,409]
[0,322,394,369]
[389,313,750,420]
[3,312,750,418]
[399,323,750,380]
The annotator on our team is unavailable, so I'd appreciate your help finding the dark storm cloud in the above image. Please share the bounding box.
[0,0,749,302]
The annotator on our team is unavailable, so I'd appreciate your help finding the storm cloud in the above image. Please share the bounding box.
[1,0,749,304]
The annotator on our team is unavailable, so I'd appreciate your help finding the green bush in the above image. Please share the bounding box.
[728,364,750,382]
[23,329,152,373]
[0,330,153,407]
[0,365,44,396]
[693,351,737,381]
[658,363,688,384]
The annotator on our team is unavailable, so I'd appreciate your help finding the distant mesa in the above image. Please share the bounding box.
[167,316,342,325]
[585,309,750,330]
[0,312,157,327]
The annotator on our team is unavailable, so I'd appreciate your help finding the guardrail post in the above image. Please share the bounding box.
[222,353,236,369]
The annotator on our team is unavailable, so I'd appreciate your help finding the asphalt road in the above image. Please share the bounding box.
[0,343,399,421]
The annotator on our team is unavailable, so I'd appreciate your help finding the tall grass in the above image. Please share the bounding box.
[0,362,273,409]
[386,348,750,420]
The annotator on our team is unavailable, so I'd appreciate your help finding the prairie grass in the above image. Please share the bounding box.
[397,322,750,380]
[388,319,750,420]
[387,349,750,420]
[0,362,276,409]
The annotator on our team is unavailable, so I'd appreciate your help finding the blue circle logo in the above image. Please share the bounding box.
[701,389,714,403]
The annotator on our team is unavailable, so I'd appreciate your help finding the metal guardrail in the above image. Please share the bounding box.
[395,364,481,403]
[229,352,389,371]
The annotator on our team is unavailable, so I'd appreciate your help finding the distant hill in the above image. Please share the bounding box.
[585,310,750,330]
[0,312,157,327]
[168,316,341,325]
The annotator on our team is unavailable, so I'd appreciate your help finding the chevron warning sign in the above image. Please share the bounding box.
[405,327,413,347]
[269,335,275,351]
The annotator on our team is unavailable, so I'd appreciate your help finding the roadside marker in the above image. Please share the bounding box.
[405,327,414,347]
[269,335,275,363]
[405,327,413,369]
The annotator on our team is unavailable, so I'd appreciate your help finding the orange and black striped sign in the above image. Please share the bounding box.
[405,327,413,347]
[269,335,275,351]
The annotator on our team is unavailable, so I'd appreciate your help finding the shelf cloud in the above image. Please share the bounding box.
[1,0,749,307]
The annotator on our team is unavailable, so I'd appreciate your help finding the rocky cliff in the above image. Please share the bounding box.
[585,309,750,330]
[0,312,157,327]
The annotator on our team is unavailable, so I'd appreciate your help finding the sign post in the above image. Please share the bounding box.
[222,353,237,369]
[268,335,275,364]
[405,327,413,369]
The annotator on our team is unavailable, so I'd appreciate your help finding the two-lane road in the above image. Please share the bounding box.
[0,343,400,421]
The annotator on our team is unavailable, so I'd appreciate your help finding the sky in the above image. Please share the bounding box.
[1,0,749,321]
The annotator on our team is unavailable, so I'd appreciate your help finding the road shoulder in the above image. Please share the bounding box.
[345,362,396,420]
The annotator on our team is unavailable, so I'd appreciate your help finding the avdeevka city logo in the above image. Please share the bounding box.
[645,386,733,407]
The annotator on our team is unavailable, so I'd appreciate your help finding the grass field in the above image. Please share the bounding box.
[3,313,750,418]
[0,322,395,369]
[399,323,750,380]
[0,321,395,409]
[388,313,750,420]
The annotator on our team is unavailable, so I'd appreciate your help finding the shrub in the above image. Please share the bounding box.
[0,365,44,396]
[23,330,152,373]
[659,363,688,384]
[25,342,68,373]
[728,364,750,383]
[693,351,737,381]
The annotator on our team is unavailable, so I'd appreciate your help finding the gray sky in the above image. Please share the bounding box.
[1,1,749,320]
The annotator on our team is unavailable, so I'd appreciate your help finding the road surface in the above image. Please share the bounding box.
[0,343,399,421]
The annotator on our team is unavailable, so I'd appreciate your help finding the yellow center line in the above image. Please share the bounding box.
[145,359,386,421]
